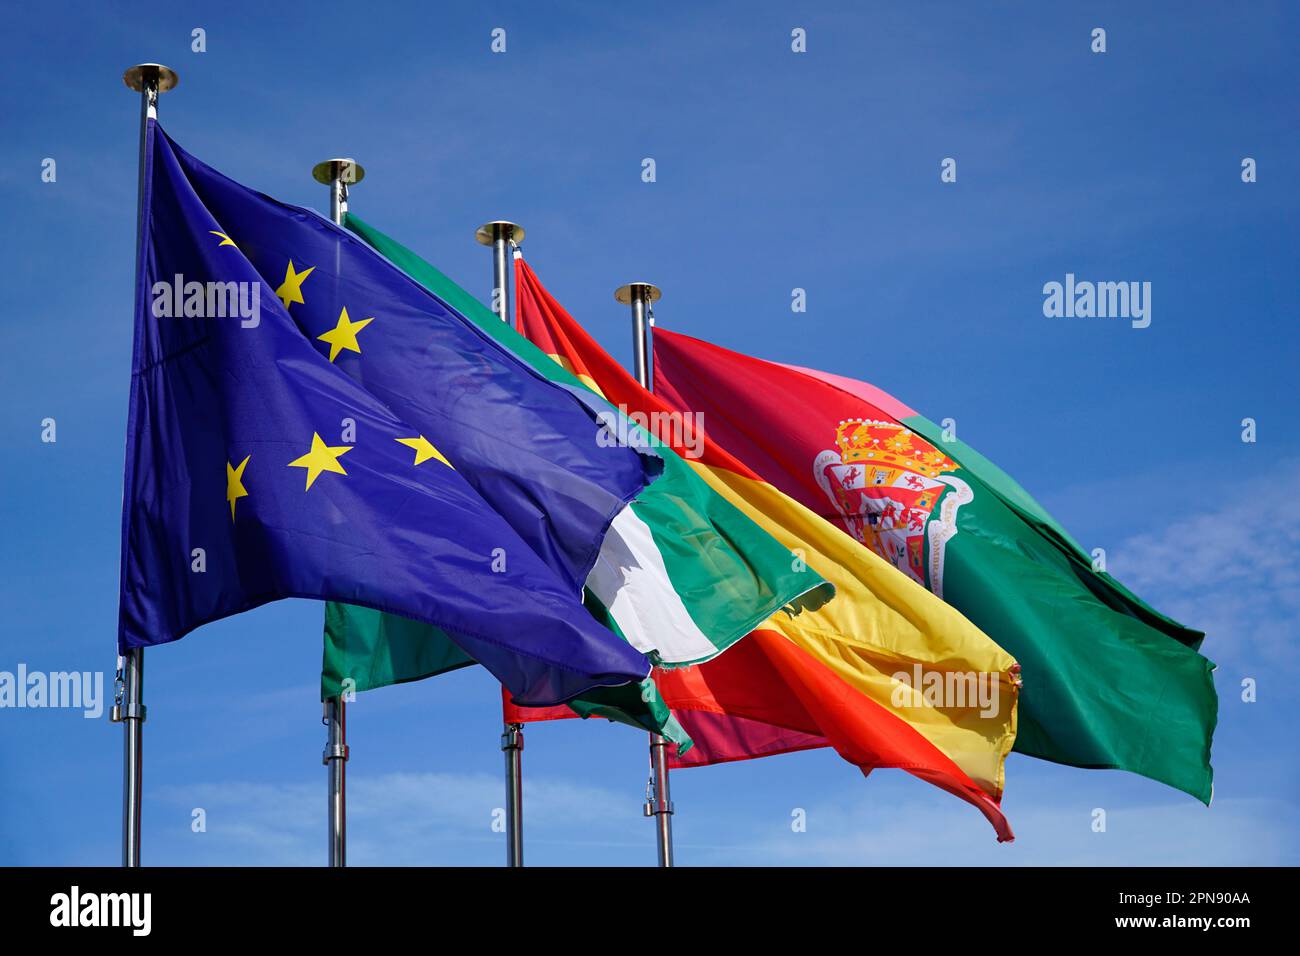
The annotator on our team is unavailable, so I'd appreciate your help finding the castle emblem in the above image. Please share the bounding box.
[813,419,971,597]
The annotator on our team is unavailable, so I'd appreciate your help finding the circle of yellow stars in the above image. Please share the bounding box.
[213,234,448,519]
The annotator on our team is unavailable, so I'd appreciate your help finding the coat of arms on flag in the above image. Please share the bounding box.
[813,419,972,597]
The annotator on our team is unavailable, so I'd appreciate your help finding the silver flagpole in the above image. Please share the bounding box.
[476,221,524,326]
[614,281,674,868]
[475,220,527,867]
[311,158,366,868]
[116,63,178,869]
[500,721,524,867]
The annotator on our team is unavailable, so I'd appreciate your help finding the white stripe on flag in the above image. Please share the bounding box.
[586,504,717,665]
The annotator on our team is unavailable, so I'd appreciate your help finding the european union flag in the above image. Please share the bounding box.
[117,121,659,705]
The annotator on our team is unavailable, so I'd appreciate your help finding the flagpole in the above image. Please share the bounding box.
[475,221,524,326]
[500,721,524,867]
[311,157,366,868]
[116,63,177,869]
[614,281,674,868]
[475,220,527,867]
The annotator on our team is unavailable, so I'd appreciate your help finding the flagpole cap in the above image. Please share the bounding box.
[476,221,525,246]
[312,159,366,186]
[123,64,179,93]
[614,282,662,305]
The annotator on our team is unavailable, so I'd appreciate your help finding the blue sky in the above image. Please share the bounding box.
[1,1,1297,866]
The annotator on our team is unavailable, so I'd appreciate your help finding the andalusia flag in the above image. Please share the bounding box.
[320,217,830,744]
[513,255,1022,840]
[653,330,1218,803]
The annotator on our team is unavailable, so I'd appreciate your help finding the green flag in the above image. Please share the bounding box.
[321,213,832,749]
[323,592,690,748]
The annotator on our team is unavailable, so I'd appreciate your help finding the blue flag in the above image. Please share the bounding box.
[117,121,658,706]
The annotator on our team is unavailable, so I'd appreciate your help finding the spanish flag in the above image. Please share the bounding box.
[514,255,1022,840]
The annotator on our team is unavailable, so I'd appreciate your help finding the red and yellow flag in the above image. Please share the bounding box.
[511,256,1022,840]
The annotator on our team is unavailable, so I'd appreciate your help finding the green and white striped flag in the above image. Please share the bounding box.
[320,214,833,745]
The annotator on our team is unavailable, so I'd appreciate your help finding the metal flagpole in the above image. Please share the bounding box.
[116,63,178,869]
[312,158,364,228]
[311,157,366,868]
[500,722,524,867]
[475,220,527,867]
[614,281,674,868]
[476,221,524,326]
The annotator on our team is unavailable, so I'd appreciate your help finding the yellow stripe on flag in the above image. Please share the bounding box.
[545,353,605,398]
[688,460,1019,799]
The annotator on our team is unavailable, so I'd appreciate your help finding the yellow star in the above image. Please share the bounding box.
[275,260,315,310]
[226,455,250,520]
[288,433,352,490]
[396,435,453,468]
[210,231,237,247]
[317,306,375,362]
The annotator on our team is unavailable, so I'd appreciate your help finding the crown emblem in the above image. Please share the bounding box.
[814,418,971,598]
[834,419,958,478]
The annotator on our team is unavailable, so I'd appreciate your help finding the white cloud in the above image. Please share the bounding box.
[1109,458,1300,671]
[702,793,1297,867]
[149,771,640,866]
[146,759,1300,866]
